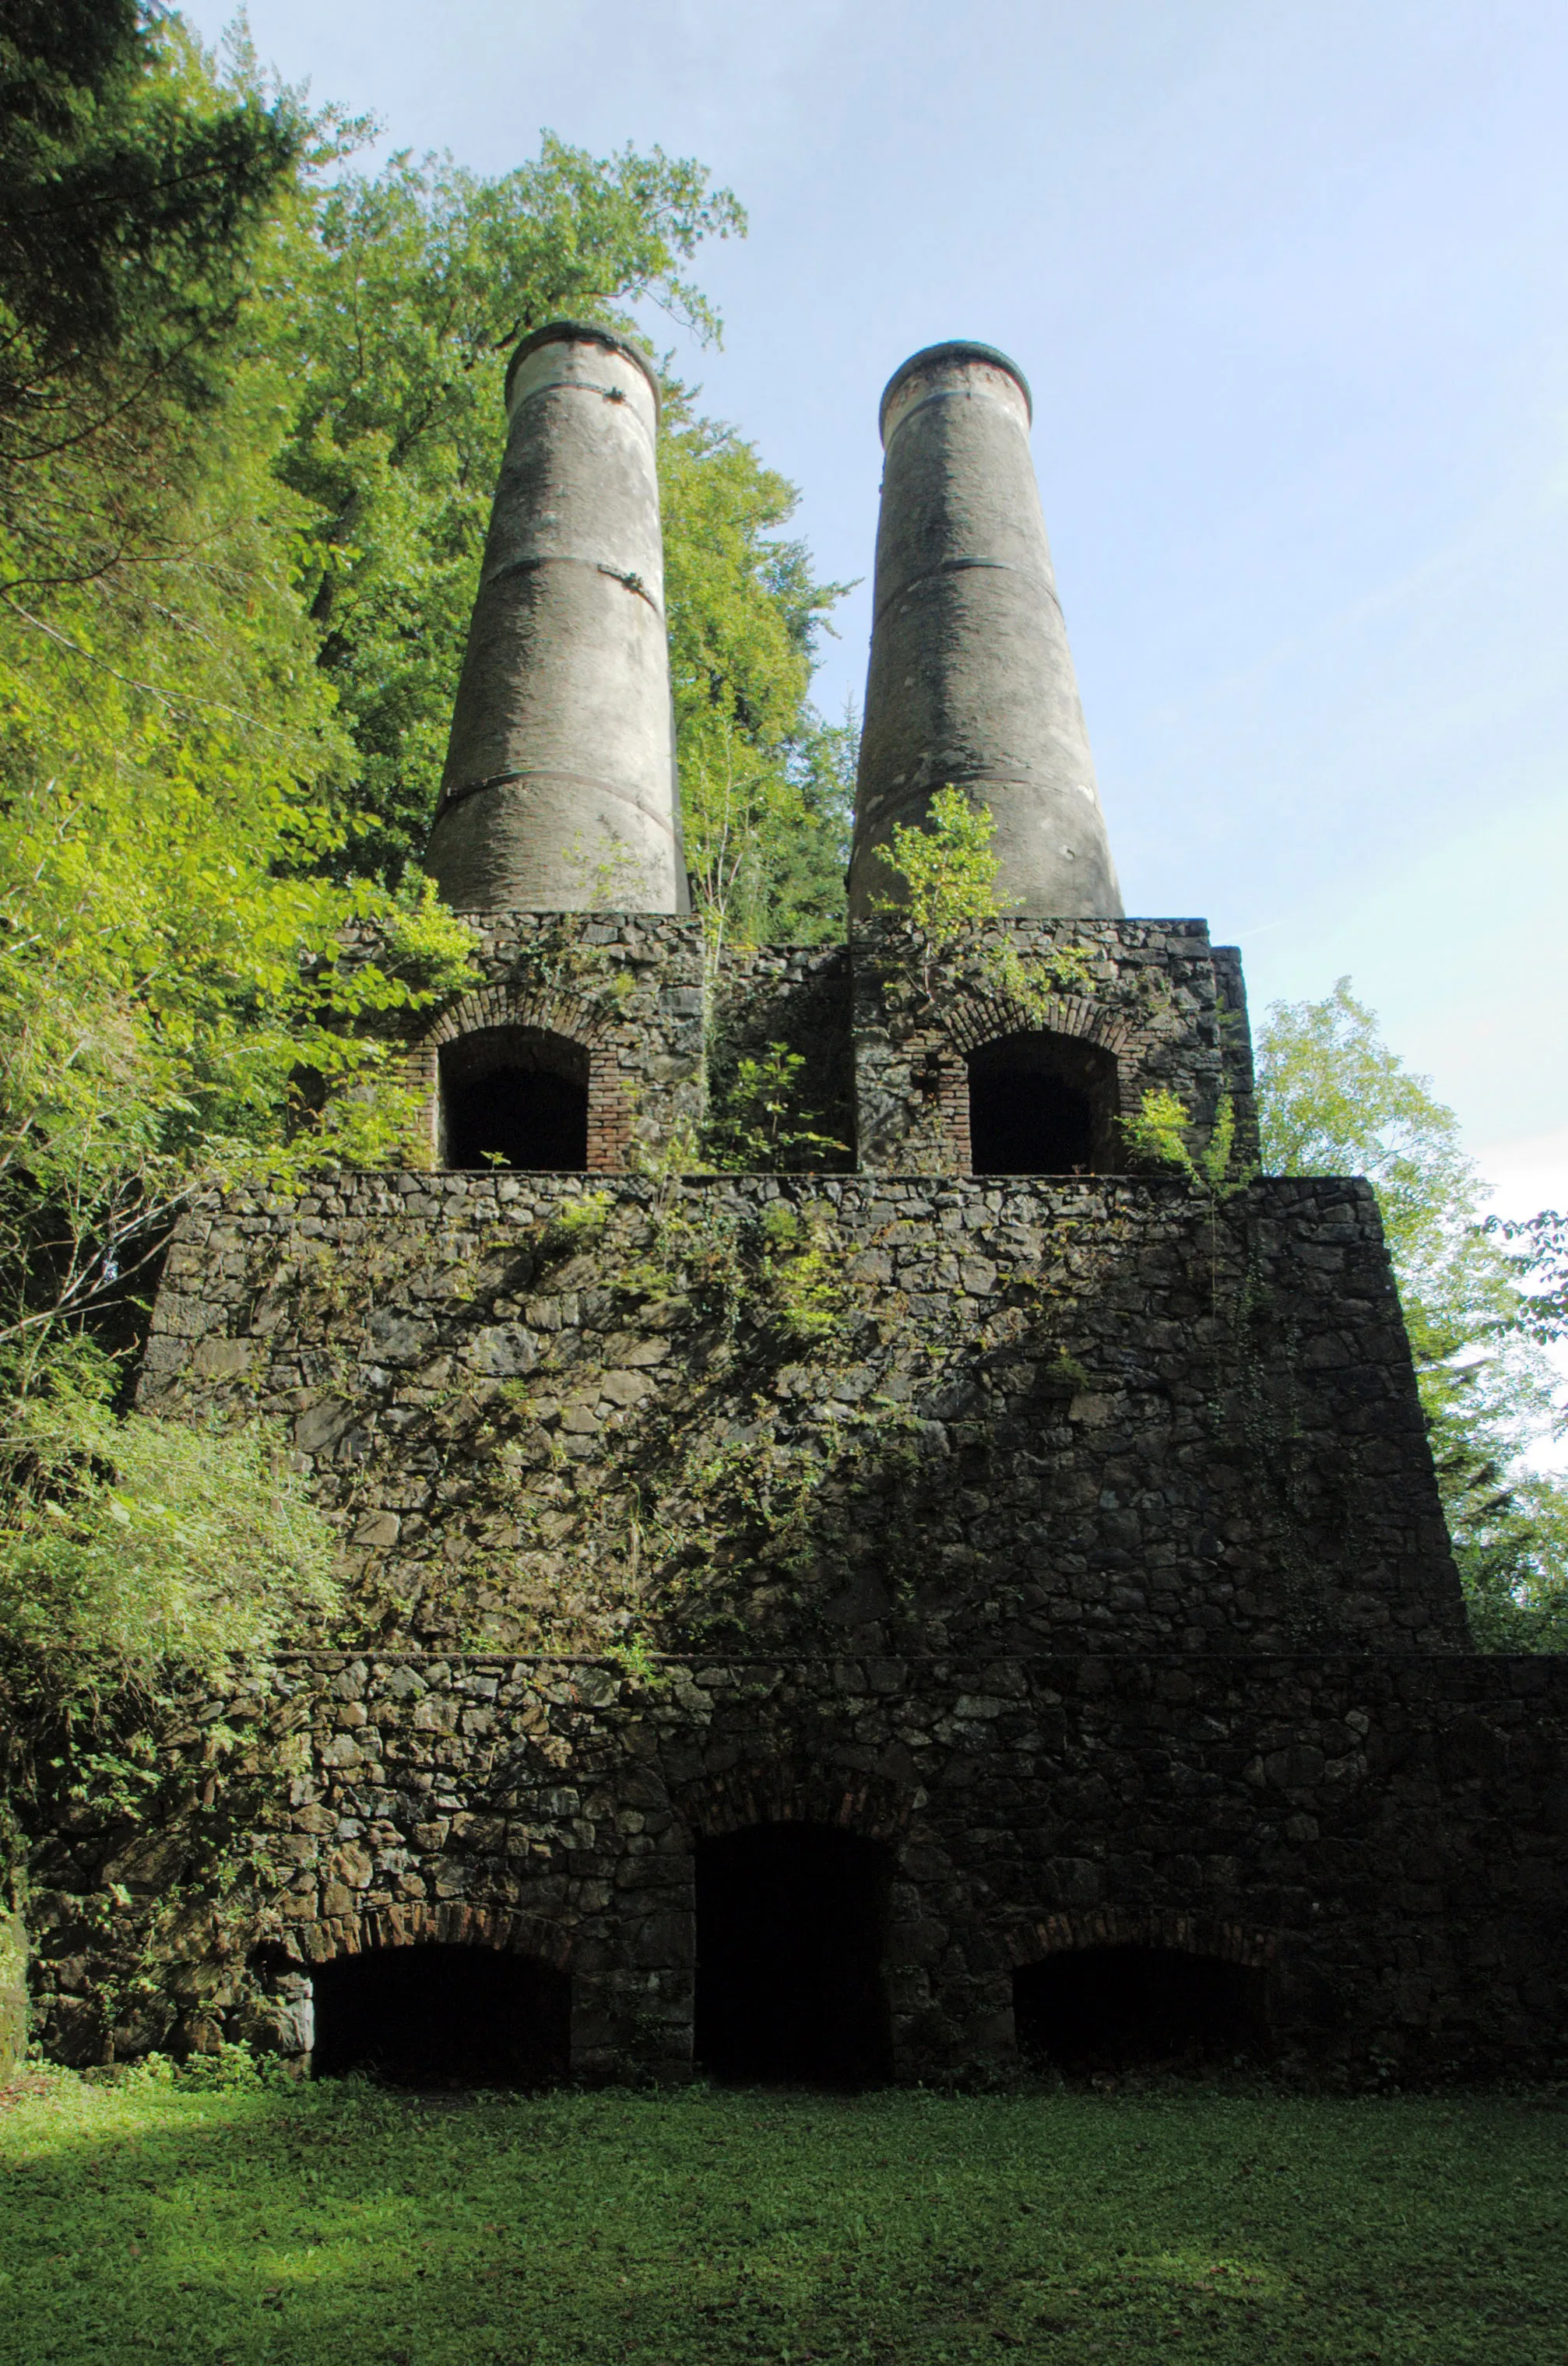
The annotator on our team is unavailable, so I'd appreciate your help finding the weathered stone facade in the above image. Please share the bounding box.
[137,1168,1461,1660]
[17,909,1568,2083]
[387,909,707,1171]
[23,1648,1568,2081]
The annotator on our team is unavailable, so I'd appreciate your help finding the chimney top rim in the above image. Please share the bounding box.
[504,320,661,417]
[879,341,1032,441]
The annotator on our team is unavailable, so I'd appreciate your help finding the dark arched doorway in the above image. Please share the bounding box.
[695,1823,893,2087]
[440,1026,588,1171]
[1014,1945,1265,2073]
[966,1031,1119,1174]
[311,1945,571,2087]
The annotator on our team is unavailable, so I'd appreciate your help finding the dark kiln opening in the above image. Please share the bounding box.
[311,1945,570,2087]
[967,1029,1119,1174]
[695,1824,893,2087]
[441,1025,589,1171]
[1014,1945,1265,2074]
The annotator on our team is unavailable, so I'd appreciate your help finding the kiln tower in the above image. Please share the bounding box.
[849,340,1122,920]
[424,321,685,915]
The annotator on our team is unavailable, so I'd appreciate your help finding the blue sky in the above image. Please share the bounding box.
[188,0,1568,1211]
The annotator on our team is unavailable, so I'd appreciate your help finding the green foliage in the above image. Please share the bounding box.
[0,5,299,581]
[0,26,484,1358]
[986,934,1099,1016]
[755,1201,848,1344]
[0,1348,336,1693]
[661,392,851,951]
[545,1191,613,1246]
[2,2077,1566,2364]
[1489,1206,1568,1346]
[1257,978,1566,1641]
[870,788,1099,1016]
[873,782,1005,947]
[700,1042,848,1172]
[1123,1088,1246,1199]
[0,742,477,1348]
[0,1337,338,1883]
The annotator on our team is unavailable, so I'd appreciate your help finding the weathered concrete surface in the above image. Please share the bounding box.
[425,322,686,915]
[849,342,1123,922]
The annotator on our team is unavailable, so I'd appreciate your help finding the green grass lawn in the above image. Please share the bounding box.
[2,2063,1564,2364]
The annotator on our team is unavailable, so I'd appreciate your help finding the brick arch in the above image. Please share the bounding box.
[923,993,1136,1175]
[420,981,611,1055]
[305,1899,573,1970]
[403,982,631,1170]
[673,1760,918,1847]
[1003,1906,1277,1973]
[944,990,1134,1063]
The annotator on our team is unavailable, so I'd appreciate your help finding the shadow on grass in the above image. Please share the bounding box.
[2,2069,1566,2366]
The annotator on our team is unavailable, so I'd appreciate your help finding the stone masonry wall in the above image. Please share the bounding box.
[32,912,1560,2089]
[376,910,1254,1179]
[137,1171,1465,1661]
[392,911,707,1170]
[23,1649,1568,2083]
[849,916,1260,1174]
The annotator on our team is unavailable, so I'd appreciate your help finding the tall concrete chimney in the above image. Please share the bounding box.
[425,321,686,914]
[849,341,1122,921]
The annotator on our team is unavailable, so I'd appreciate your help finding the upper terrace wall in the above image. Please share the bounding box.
[379,912,1257,1179]
[849,916,1257,1175]
[391,911,707,1171]
[140,1170,1466,1661]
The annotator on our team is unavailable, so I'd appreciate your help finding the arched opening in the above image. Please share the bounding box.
[440,1026,588,1171]
[695,1823,893,2087]
[311,1945,570,2087]
[1014,1946,1265,2074]
[966,1031,1119,1174]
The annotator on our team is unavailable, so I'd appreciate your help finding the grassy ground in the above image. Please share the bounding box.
[2,2063,1565,2364]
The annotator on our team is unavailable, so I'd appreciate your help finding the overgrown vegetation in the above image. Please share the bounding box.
[699,1041,848,1171]
[0,1332,337,1823]
[1123,1087,1245,1201]
[0,5,852,1836]
[1258,979,1566,1645]
[870,783,1099,1010]
[2,2070,1565,2365]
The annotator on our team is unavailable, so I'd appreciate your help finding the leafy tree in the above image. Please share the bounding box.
[0,4,299,625]
[661,389,850,951]
[1489,1207,1568,1345]
[0,21,479,1380]
[0,2,293,399]
[0,23,473,1821]
[1257,978,1566,1645]
[247,130,748,885]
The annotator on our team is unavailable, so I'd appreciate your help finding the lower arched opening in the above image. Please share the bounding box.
[1014,1945,1265,2074]
[695,1823,893,2088]
[311,1944,570,2087]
